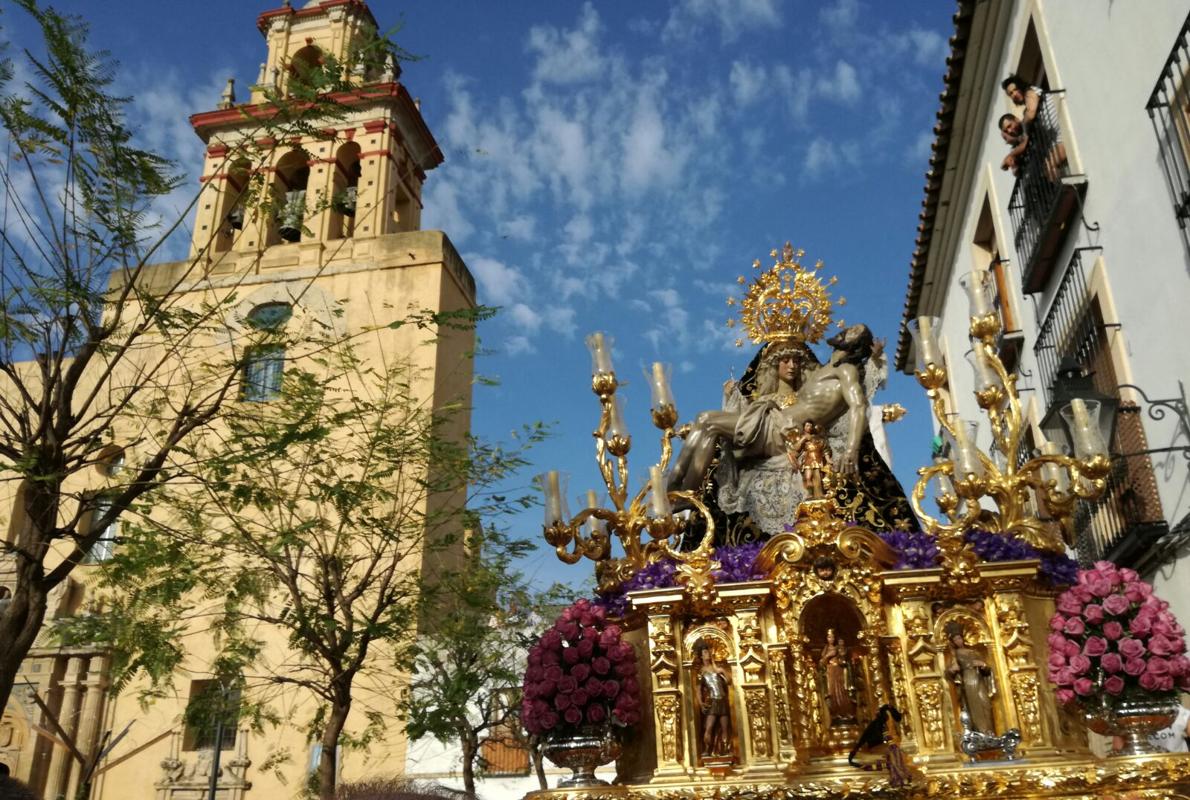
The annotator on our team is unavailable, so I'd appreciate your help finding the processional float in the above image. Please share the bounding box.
[527,244,1190,800]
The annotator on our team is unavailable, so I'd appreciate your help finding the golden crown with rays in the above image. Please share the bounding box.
[726,242,846,347]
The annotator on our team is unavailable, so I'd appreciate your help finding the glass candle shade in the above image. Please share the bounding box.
[581,489,606,538]
[585,331,615,375]
[936,469,957,498]
[948,419,984,478]
[536,470,570,526]
[647,362,675,410]
[909,316,943,371]
[1060,398,1109,460]
[1039,440,1071,492]
[648,465,672,518]
[965,346,1001,392]
[606,395,629,442]
[959,270,996,318]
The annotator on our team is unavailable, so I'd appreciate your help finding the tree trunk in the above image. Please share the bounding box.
[0,481,59,711]
[317,699,351,800]
[0,579,49,714]
[460,730,477,797]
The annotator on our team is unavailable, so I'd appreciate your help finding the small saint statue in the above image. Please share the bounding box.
[820,628,857,725]
[944,622,997,735]
[695,644,732,757]
[786,420,833,499]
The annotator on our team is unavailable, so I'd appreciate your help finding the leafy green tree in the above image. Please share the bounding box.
[406,527,564,796]
[68,332,546,800]
[0,0,403,717]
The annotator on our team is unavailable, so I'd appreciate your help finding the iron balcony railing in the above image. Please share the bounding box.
[1074,409,1170,569]
[1007,90,1086,293]
[1032,247,1100,407]
[1147,12,1190,226]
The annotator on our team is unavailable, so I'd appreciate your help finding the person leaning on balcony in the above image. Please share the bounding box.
[1001,74,1067,182]
[999,113,1026,176]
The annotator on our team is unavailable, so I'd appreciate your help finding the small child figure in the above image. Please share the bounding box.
[787,420,833,498]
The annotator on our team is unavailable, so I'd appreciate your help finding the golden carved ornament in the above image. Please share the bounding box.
[729,242,845,347]
[654,693,681,764]
[743,687,772,759]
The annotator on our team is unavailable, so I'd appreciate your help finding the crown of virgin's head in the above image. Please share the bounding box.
[726,242,847,348]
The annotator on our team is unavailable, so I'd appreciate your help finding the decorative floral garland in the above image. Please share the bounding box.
[1047,561,1190,704]
[521,599,642,736]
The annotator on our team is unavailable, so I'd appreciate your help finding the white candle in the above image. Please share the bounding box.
[960,271,993,317]
[546,470,562,524]
[649,465,671,518]
[911,316,942,370]
[607,395,628,441]
[650,361,673,408]
[952,420,983,478]
[585,331,614,375]
[1040,440,1069,492]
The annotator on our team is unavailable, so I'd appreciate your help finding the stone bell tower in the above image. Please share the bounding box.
[188,0,446,266]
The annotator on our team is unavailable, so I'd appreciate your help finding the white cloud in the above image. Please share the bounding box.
[663,0,782,43]
[500,215,537,241]
[819,0,859,36]
[621,87,688,193]
[564,214,594,244]
[818,60,861,105]
[900,28,949,67]
[729,60,767,106]
[504,335,535,356]
[906,130,933,165]
[507,303,542,333]
[469,256,531,306]
[526,3,605,85]
[802,137,859,179]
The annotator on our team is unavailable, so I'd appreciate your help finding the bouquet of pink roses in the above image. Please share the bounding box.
[1047,561,1190,704]
[521,598,643,736]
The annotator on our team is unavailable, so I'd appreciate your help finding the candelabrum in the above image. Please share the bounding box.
[908,270,1110,580]
[537,332,717,598]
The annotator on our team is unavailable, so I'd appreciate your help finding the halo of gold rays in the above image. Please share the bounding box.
[726,242,845,347]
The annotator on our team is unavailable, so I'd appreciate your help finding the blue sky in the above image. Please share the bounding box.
[5,0,955,590]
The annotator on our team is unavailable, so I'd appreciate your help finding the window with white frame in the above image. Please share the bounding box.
[241,302,293,402]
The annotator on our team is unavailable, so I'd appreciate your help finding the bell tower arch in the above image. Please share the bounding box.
[188,0,442,265]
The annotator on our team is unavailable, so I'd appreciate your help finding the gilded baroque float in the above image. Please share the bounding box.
[529,245,1190,800]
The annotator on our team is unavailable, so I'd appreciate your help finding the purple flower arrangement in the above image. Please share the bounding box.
[878,529,1078,587]
[964,529,1035,561]
[712,541,767,583]
[965,529,1079,588]
[593,542,767,617]
[1047,561,1190,704]
[879,531,940,570]
[594,558,677,618]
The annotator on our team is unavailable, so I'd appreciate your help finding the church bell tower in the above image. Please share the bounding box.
[187,0,446,266]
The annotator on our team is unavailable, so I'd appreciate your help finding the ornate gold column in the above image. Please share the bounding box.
[980,562,1051,753]
[634,589,690,781]
[43,654,84,800]
[884,571,956,762]
[725,586,781,774]
[765,645,797,762]
[880,635,916,751]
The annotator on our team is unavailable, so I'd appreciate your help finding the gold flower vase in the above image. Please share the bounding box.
[543,724,622,788]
